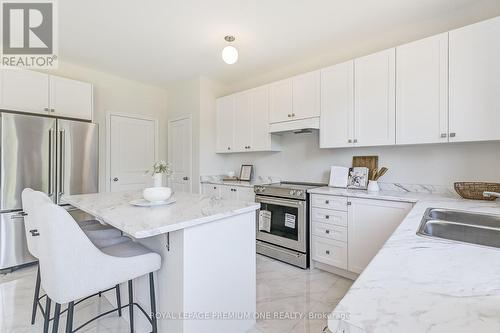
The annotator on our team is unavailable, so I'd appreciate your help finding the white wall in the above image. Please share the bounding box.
[46,61,168,191]
[212,132,500,188]
[199,77,229,176]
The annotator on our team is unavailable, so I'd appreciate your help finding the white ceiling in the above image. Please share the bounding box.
[59,0,500,87]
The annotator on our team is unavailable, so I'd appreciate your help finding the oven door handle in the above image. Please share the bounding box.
[255,196,303,207]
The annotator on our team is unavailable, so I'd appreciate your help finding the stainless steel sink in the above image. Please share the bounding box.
[417,208,500,248]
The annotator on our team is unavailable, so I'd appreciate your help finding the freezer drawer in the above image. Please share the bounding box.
[0,212,36,270]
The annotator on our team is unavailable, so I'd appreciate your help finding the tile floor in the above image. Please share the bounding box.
[0,255,352,333]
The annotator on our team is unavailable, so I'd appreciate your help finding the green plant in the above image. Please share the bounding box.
[147,160,172,176]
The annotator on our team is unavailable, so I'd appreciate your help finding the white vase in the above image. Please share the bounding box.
[367,180,380,192]
[152,173,163,187]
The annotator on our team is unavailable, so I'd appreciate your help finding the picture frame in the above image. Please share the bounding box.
[347,167,369,190]
[239,165,253,181]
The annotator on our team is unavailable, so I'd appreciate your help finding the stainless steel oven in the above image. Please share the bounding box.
[254,182,321,268]
[255,196,306,253]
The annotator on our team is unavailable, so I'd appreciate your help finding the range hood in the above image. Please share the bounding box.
[269,116,320,134]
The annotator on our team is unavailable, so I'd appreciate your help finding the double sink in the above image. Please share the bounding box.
[417,208,500,248]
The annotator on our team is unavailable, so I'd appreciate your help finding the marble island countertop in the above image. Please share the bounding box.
[324,193,500,332]
[62,191,260,238]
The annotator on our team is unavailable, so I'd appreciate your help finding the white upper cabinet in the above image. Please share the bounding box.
[0,68,93,121]
[1,68,49,114]
[449,16,500,142]
[269,78,292,123]
[292,70,320,120]
[354,48,396,147]
[396,33,449,145]
[49,76,93,120]
[216,86,280,154]
[320,61,354,148]
[250,86,274,151]
[269,70,320,124]
[234,90,253,151]
[216,95,235,153]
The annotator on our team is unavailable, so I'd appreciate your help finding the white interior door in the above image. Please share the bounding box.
[109,114,156,192]
[168,117,192,193]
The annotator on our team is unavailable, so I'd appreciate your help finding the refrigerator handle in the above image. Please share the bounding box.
[58,130,65,199]
[48,129,54,198]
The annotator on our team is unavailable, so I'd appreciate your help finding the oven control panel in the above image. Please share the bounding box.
[254,185,307,200]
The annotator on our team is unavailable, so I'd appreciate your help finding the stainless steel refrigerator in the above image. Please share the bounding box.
[0,112,98,271]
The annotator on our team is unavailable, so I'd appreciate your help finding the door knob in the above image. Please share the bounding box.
[113,177,119,182]
[183,176,189,181]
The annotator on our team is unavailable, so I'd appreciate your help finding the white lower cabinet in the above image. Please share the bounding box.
[201,183,220,197]
[347,198,412,274]
[311,194,412,275]
[201,183,255,202]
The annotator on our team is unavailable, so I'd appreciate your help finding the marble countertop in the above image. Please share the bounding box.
[326,196,500,333]
[62,191,260,238]
[308,186,458,203]
[200,175,279,188]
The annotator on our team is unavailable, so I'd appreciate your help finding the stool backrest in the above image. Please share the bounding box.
[21,188,52,258]
[35,195,105,304]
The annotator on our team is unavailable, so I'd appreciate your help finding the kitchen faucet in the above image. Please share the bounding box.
[483,191,500,199]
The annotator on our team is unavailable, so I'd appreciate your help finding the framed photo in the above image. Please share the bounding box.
[239,165,253,181]
[347,167,369,190]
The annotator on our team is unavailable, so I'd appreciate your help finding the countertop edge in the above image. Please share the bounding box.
[64,196,260,238]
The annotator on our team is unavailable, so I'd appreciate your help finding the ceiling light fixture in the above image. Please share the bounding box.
[222,35,238,65]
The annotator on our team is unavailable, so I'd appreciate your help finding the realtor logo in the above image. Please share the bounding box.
[1,1,58,68]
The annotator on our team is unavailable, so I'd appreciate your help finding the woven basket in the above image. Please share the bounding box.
[454,182,500,201]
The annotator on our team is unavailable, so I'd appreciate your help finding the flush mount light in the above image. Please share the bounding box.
[222,35,238,65]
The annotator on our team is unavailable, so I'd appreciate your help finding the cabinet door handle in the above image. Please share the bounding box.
[325,215,330,219]
[325,200,329,204]
[113,177,119,182]
[50,108,55,113]
[227,147,231,150]
[353,139,358,143]
[325,250,330,255]
[450,132,456,138]
[44,107,49,112]
[292,113,295,117]
[287,114,291,118]
[440,133,447,138]
[348,139,352,143]
[325,230,330,234]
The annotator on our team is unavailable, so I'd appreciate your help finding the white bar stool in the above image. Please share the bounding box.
[34,193,161,333]
[21,189,129,328]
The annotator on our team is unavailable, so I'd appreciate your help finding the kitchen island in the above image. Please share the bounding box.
[63,191,260,333]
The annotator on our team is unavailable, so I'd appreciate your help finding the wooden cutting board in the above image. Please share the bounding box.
[352,156,378,180]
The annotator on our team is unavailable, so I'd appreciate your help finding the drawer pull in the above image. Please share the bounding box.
[325,250,330,255]
[325,230,330,234]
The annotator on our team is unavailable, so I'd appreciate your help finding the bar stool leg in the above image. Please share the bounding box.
[65,301,74,333]
[43,297,52,333]
[149,273,158,333]
[128,280,134,333]
[31,265,41,325]
[116,284,122,317]
[52,303,61,333]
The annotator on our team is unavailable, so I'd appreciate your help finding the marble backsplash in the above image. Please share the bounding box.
[200,175,457,196]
